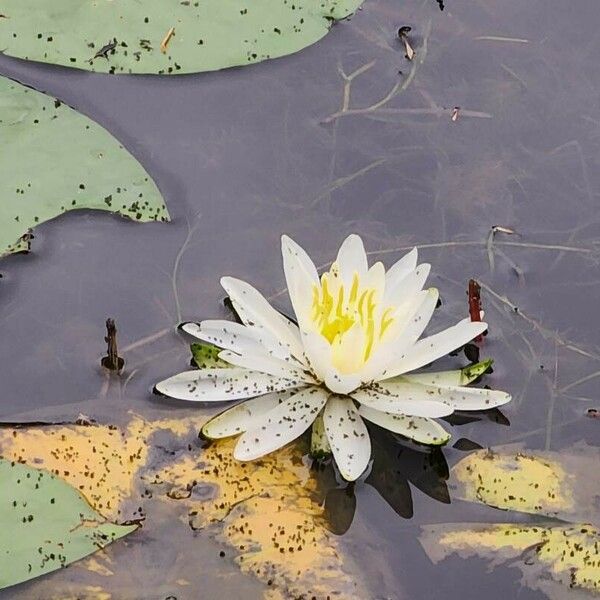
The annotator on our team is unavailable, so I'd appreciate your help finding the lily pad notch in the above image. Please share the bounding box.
[0,459,138,590]
[0,75,170,258]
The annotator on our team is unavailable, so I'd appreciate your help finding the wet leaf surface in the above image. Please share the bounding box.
[1,0,600,596]
[0,0,364,75]
[421,523,600,599]
[0,409,366,598]
[450,444,600,525]
[0,459,137,590]
[420,445,600,599]
[0,75,169,258]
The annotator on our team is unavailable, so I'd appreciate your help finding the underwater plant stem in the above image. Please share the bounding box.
[171,214,202,325]
[322,21,431,124]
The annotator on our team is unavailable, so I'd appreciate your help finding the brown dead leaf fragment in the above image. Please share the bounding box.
[160,27,175,54]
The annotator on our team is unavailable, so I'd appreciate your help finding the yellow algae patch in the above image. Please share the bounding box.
[0,421,146,520]
[0,415,206,521]
[438,523,544,553]
[421,523,600,596]
[147,437,365,599]
[0,416,364,598]
[452,450,572,517]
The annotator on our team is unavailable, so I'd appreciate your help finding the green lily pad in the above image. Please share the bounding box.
[0,0,364,75]
[190,343,231,369]
[0,75,169,258]
[0,458,138,590]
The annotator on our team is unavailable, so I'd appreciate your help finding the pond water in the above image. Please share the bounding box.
[1,0,599,597]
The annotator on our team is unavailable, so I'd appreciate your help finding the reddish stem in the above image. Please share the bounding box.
[468,279,483,342]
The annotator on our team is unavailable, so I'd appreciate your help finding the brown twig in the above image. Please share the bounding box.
[101,318,124,372]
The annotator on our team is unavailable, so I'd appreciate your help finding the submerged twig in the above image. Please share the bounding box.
[475,35,529,43]
[120,328,171,353]
[309,158,387,207]
[321,21,432,124]
[171,214,202,325]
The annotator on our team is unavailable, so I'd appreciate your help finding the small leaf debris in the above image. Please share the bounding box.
[160,27,176,54]
[491,225,516,235]
[398,26,415,60]
[451,107,460,122]
[91,38,117,62]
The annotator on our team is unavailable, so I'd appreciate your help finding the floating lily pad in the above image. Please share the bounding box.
[449,444,600,525]
[420,523,600,599]
[0,75,169,258]
[0,459,137,590]
[420,444,600,599]
[0,415,366,598]
[0,0,364,75]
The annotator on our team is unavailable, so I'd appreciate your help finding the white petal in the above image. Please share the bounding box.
[323,396,371,481]
[300,330,331,382]
[281,235,319,330]
[426,385,511,411]
[221,276,306,363]
[365,261,386,293]
[358,405,450,445]
[385,247,418,289]
[351,385,454,418]
[336,234,368,284]
[365,380,509,412]
[300,330,363,394]
[385,263,431,305]
[379,319,488,379]
[281,235,319,282]
[219,350,316,383]
[331,321,367,374]
[234,387,328,460]
[365,288,439,382]
[183,321,289,361]
[396,287,439,346]
[399,359,494,387]
[399,369,463,387]
[155,368,301,402]
[202,390,297,439]
[324,371,363,395]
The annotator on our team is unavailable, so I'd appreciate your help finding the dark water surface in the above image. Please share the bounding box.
[1,0,599,597]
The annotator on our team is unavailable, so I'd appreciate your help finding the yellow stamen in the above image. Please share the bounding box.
[310,267,397,372]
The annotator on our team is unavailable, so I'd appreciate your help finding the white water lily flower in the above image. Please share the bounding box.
[156,234,511,481]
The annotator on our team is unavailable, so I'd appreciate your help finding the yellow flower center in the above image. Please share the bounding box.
[310,265,395,371]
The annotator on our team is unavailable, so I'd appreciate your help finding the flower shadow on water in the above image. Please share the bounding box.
[313,409,509,535]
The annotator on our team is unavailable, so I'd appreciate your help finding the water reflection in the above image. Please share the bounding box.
[314,425,448,532]
[314,408,513,535]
